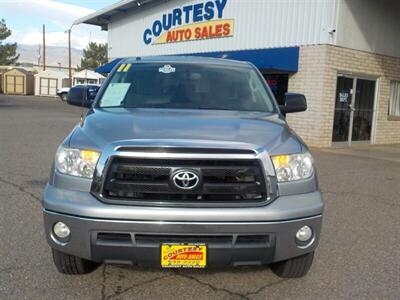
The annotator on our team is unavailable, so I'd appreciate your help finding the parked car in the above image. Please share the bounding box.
[57,84,101,102]
[56,87,70,101]
[66,85,100,107]
[43,56,323,278]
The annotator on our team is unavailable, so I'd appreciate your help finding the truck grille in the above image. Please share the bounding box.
[94,157,268,207]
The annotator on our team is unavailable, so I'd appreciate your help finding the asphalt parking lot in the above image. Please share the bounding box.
[0,94,399,299]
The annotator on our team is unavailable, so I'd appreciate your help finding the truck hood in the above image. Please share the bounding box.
[68,108,303,155]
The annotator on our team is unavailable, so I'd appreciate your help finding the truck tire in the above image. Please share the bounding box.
[270,251,314,278]
[52,249,99,275]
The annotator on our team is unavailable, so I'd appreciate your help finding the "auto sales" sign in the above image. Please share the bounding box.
[143,0,233,45]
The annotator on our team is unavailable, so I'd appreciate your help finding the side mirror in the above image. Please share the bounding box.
[279,93,307,114]
[87,88,98,102]
[84,88,98,108]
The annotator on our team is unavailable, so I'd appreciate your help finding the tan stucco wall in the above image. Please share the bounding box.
[25,75,34,95]
[287,45,400,147]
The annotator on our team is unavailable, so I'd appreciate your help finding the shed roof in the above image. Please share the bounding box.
[4,68,34,76]
[73,69,105,80]
[34,69,68,78]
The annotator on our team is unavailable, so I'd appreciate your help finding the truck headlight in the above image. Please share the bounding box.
[271,152,314,182]
[55,146,100,179]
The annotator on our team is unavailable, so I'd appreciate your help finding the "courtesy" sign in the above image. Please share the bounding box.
[143,0,233,45]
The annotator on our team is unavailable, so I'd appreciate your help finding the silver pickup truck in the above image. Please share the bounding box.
[43,56,323,278]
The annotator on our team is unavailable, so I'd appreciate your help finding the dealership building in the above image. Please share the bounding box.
[75,0,400,147]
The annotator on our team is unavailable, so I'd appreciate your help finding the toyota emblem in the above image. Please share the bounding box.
[171,170,200,190]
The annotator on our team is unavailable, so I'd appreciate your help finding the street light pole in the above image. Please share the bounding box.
[43,24,46,71]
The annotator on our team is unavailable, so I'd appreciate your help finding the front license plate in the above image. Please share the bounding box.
[161,244,207,268]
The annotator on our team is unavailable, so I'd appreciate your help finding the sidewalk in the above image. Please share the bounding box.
[316,144,400,163]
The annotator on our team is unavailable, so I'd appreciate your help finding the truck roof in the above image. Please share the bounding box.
[121,55,253,68]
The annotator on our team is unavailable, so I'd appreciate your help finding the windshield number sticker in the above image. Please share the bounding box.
[159,65,176,74]
[117,64,132,73]
[123,64,132,72]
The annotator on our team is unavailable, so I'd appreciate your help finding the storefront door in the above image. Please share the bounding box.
[332,75,376,144]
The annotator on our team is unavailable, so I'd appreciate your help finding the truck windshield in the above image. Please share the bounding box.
[98,62,276,112]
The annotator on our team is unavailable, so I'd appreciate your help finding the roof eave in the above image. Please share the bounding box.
[73,0,158,29]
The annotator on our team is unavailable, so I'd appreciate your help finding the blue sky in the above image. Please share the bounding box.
[1,0,118,49]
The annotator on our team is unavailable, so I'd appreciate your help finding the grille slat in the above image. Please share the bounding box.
[105,180,263,195]
[99,157,267,206]
[106,180,170,194]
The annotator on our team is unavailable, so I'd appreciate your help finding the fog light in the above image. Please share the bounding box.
[53,222,70,239]
[296,226,313,242]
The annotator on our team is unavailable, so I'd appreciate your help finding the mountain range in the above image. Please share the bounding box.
[16,44,83,68]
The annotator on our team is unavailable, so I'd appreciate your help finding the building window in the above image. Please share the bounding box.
[62,78,69,88]
[389,81,400,117]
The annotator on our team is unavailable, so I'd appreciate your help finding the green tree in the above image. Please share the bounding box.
[78,42,108,71]
[0,19,19,65]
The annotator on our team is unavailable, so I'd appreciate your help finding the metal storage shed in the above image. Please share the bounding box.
[34,70,69,97]
[3,68,34,95]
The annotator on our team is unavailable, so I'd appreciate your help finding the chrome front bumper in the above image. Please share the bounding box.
[43,210,322,266]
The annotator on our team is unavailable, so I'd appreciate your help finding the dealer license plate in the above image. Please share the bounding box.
[161,244,207,268]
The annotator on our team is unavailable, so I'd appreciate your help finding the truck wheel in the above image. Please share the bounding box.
[52,248,99,275]
[61,93,68,101]
[270,251,314,278]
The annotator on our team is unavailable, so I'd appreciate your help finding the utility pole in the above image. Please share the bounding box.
[43,24,46,71]
[68,29,72,87]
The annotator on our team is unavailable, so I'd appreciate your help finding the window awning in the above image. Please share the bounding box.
[184,47,299,73]
[95,47,299,74]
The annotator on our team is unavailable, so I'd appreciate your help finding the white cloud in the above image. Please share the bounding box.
[12,26,107,49]
[1,0,107,49]
[5,0,94,23]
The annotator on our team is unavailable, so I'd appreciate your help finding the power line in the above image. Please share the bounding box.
[12,29,104,34]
